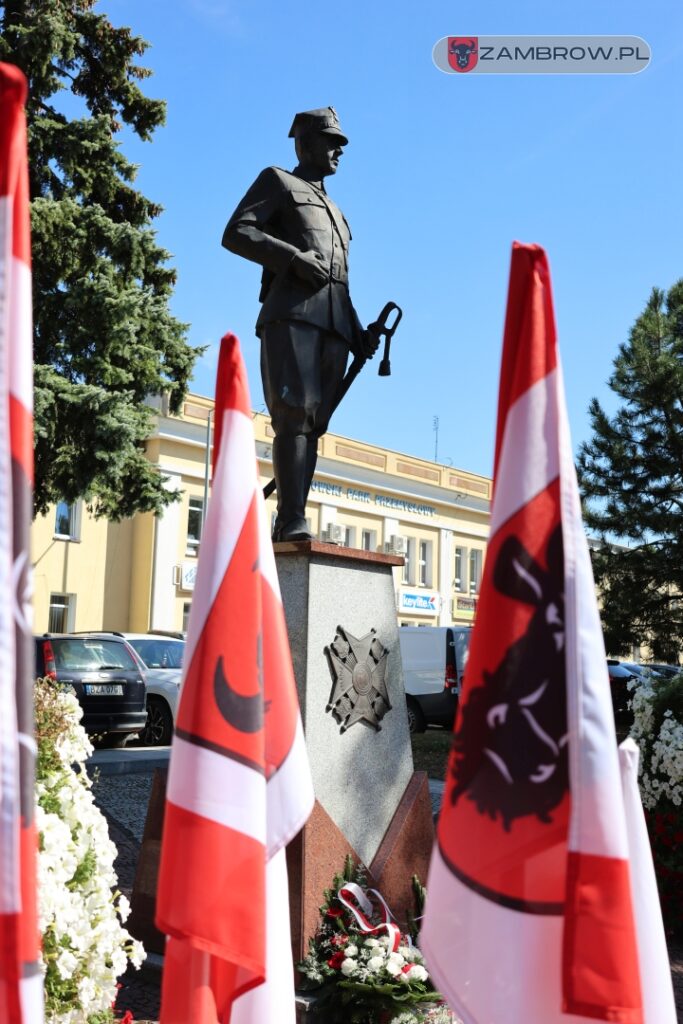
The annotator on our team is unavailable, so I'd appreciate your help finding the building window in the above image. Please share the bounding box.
[186,497,204,556]
[48,593,74,633]
[403,538,415,585]
[454,546,466,592]
[54,501,79,540]
[343,526,357,549]
[469,549,483,594]
[418,540,433,587]
[361,529,377,552]
[182,602,191,633]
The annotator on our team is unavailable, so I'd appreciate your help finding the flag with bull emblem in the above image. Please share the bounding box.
[0,63,43,1024]
[156,333,314,1024]
[421,242,675,1024]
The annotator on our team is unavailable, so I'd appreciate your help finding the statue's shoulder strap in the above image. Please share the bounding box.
[271,167,328,198]
[270,166,304,189]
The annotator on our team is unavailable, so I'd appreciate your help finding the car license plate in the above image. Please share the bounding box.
[84,684,123,696]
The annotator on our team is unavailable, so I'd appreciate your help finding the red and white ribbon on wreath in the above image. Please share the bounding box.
[337,883,402,952]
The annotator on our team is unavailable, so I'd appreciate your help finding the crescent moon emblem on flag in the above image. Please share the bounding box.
[213,654,263,733]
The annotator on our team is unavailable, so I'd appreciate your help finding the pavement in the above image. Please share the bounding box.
[90,749,683,1023]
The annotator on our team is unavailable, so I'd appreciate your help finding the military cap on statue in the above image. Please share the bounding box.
[288,106,349,146]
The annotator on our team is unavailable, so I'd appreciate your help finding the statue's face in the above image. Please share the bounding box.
[301,132,345,177]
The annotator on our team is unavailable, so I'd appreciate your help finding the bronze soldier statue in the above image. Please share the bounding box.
[222,107,379,542]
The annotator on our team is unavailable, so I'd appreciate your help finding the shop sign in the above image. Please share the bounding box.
[398,590,438,615]
[310,478,437,517]
[179,562,198,591]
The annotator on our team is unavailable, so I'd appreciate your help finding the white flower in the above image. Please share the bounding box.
[55,949,78,979]
[407,964,429,982]
[385,959,402,976]
[345,944,358,957]
[35,681,146,1024]
[367,955,385,972]
[364,938,379,947]
[341,958,358,976]
[629,678,683,809]
[117,893,131,922]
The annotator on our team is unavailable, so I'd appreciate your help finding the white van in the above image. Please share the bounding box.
[398,625,472,733]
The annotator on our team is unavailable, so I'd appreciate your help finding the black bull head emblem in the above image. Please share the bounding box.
[449,39,477,69]
[450,526,568,831]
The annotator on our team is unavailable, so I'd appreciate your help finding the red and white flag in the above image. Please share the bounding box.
[0,63,42,1024]
[156,333,314,1024]
[421,243,675,1024]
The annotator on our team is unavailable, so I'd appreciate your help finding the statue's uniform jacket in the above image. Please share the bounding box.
[222,166,363,348]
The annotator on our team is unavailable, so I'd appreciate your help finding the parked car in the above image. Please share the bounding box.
[34,634,147,742]
[398,625,471,733]
[85,632,184,746]
[647,663,681,679]
[606,660,666,724]
[607,660,639,721]
[619,661,665,681]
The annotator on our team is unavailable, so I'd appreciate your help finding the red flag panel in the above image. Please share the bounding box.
[422,244,652,1024]
[0,60,41,1024]
[157,334,313,1024]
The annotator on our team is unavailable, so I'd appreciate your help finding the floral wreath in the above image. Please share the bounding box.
[297,856,455,1024]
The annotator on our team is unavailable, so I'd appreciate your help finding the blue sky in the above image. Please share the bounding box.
[105,0,683,480]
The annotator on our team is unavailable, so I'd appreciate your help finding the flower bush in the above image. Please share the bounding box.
[628,673,683,934]
[34,679,145,1023]
[298,857,457,1024]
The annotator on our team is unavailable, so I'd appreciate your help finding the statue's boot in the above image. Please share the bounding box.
[304,436,319,500]
[272,434,313,543]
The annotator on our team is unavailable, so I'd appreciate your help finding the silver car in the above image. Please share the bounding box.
[87,632,184,745]
[125,634,184,746]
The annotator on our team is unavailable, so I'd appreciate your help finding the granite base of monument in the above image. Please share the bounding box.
[127,767,167,955]
[275,541,435,960]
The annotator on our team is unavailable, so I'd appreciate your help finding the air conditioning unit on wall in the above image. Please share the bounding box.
[322,524,344,545]
[385,535,407,556]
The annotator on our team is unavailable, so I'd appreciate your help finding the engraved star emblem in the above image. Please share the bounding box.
[325,626,391,733]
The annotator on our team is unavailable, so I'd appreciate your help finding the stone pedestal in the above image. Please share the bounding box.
[128,767,167,955]
[276,542,435,959]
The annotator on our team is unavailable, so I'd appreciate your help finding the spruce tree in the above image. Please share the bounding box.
[0,0,199,519]
[577,281,683,661]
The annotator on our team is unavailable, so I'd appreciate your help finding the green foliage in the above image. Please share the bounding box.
[0,0,201,519]
[34,676,76,780]
[405,875,427,945]
[577,281,683,659]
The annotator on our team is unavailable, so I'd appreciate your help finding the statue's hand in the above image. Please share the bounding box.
[358,327,381,359]
[291,249,329,289]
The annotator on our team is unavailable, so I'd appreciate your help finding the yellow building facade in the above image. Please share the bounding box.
[31,394,492,634]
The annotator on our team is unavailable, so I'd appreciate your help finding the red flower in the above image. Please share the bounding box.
[327,951,346,970]
[326,907,343,918]
[119,1013,134,1024]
